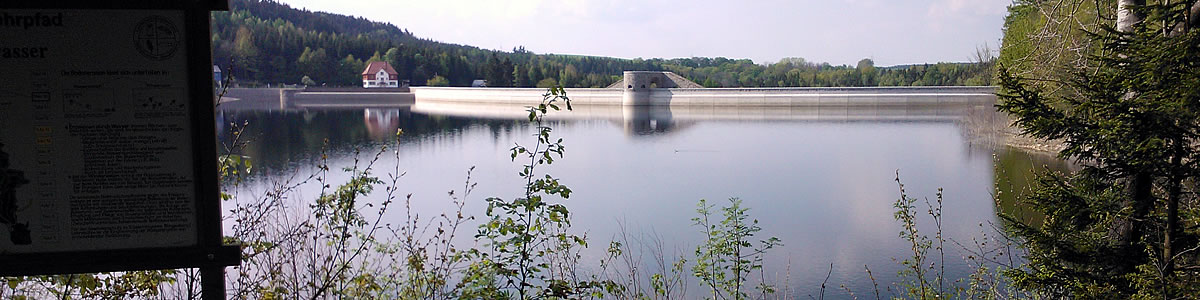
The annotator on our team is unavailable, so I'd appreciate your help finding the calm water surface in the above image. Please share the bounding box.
[218,100,1068,298]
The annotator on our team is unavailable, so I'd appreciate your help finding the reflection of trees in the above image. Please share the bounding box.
[217,109,516,173]
[992,148,1076,226]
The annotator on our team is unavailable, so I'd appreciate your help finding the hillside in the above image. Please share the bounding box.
[211,0,994,87]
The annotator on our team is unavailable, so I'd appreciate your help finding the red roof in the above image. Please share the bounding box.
[361,61,399,76]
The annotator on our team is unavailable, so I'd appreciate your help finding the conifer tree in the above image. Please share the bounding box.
[997,1,1200,297]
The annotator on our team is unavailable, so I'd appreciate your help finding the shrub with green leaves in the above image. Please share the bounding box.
[692,198,782,300]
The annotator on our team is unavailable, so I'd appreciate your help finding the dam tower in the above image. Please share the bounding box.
[617,71,703,106]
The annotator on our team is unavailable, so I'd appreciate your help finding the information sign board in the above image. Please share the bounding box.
[0,3,237,292]
[0,9,199,253]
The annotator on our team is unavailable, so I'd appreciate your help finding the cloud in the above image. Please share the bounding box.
[284,0,1009,66]
[923,0,1008,34]
[927,0,1008,17]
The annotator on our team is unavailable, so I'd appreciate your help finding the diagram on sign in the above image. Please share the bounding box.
[1,143,32,245]
[133,88,185,112]
[134,16,180,61]
[62,89,116,116]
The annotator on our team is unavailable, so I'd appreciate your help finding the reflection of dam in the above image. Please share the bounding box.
[411,100,995,137]
[410,86,997,136]
[411,101,989,123]
[217,87,1000,138]
[621,105,677,135]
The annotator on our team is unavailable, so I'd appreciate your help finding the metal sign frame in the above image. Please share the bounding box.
[0,1,237,299]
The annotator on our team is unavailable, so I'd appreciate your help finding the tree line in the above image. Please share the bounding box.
[212,0,994,88]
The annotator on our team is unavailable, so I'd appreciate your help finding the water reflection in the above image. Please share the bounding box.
[217,99,1065,296]
[363,108,406,140]
[993,147,1076,225]
[622,105,684,136]
[217,107,510,173]
[409,102,987,140]
[410,101,983,122]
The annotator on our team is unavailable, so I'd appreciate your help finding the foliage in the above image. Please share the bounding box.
[218,136,397,299]
[691,198,782,300]
[997,0,1115,94]
[484,53,516,87]
[662,57,993,88]
[214,0,993,88]
[996,0,1200,297]
[426,75,450,87]
[892,179,947,299]
[473,86,615,299]
[534,78,559,89]
[213,83,402,299]
[889,175,1031,300]
[1,271,177,299]
[594,223,691,299]
[369,167,491,299]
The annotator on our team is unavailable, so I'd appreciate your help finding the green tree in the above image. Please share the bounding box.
[365,50,383,63]
[535,78,558,88]
[484,53,514,87]
[383,47,405,79]
[232,26,261,79]
[996,1,1200,297]
[857,58,877,86]
[426,75,449,87]
[512,64,530,87]
[337,54,365,86]
[297,47,329,84]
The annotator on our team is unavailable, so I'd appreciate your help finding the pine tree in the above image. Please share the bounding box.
[996,1,1200,297]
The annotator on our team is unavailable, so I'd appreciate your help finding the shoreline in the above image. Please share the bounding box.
[960,104,1065,155]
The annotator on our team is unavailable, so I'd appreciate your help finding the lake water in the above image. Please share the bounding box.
[217,97,1068,298]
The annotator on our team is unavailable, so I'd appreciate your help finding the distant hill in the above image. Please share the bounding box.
[211,0,994,87]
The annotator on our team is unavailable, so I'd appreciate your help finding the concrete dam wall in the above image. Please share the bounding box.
[219,88,414,110]
[219,86,997,111]
[410,86,997,107]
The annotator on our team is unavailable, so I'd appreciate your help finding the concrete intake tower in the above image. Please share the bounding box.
[612,71,704,106]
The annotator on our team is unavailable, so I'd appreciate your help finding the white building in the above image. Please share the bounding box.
[361,61,400,88]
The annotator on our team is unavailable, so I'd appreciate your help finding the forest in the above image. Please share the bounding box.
[211,0,995,88]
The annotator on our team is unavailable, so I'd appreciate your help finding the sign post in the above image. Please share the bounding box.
[0,1,238,299]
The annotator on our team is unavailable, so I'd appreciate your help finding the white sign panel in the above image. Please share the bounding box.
[0,9,198,253]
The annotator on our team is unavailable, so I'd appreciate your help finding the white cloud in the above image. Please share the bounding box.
[927,0,1008,18]
[282,0,1010,65]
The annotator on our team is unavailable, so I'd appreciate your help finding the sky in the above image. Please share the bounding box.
[283,0,1012,66]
